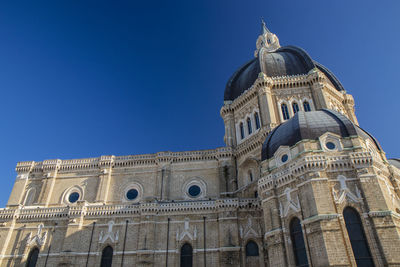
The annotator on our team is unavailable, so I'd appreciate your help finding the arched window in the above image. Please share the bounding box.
[100,246,113,267]
[247,118,252,135]
[26,247,39,267]
[303,101,311,112]
[343,207,375,267]
[281,103,290,120]
[24,188,36,206]
[248,170,253,182]
[240,123,244,139]
[254,112,260,129]
[245,240,259,256]
[292,102,299,114]
[290,218,309,267]
[180,243,193,267]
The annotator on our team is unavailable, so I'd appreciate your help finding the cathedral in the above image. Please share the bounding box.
[1,21,400,267]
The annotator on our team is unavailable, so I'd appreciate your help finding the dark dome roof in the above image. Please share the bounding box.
[224,46,345,101]
[261,109,382,161]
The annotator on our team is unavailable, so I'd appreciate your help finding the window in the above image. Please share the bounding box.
[180,243,193,267]
[245,240,259,256]
[292,102,299,114]
[247,118,252,135]
[188,185,201,197]
[240,123,245,139]
[68,192,80,203]
[281,104,290,120]
[281,154,289,163]
[343,207,375,267]
[248,170,253,182]
[325,142,336,150]
[254,112,260,129]
[126,189,139,200]
[290,217,309,267]
[303,101,311,112]
[100,246,113,267]
[26,247,39,267]
[24,188,36,206]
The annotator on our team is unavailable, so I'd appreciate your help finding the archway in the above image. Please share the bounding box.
[180,243,193,267]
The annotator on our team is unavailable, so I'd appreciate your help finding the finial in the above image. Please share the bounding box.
[254,18,280,57]
[261,18,270,34]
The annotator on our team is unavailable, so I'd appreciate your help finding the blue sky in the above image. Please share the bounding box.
[0,1,399,206]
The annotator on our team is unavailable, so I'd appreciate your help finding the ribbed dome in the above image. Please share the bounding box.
[224,46,345,101]
[261,109,381,161]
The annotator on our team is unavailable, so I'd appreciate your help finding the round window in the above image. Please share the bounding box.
[68,192,80,203]
[188,185,201,197]
[281,154,288,163]
[326,142,336,150]
[126,189,139,200]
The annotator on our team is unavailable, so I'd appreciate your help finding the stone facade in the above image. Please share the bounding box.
[0,22,399,267]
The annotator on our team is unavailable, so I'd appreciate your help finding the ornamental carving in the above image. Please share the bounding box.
[239,216,260,238]
[99,221,119,244]
[279,187,301,217]
[176,218,197,241]
[332,175,362,204]
[26,224,47,247]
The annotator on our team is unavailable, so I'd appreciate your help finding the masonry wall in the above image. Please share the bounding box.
[0,202,263,267]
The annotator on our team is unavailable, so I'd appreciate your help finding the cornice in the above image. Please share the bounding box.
[235,128,269,158]
[221,70,331,116]
[16,147,234,174]
[258,151,375,192]
[0,198,260,222]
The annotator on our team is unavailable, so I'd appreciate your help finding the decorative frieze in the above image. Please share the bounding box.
[15,147,234,174]
[0,198,260,222]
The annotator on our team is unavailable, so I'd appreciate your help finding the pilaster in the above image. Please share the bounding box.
[37,159,62,206]
[257,76,277,130]
[221,104,237,147]
[343,93,359,125]
[95,156,115,203]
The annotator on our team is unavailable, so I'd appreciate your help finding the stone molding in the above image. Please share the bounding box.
[258,152,374,192]
[15,147,233,174]
[0,198,260,222]
[301,214,339,225]
[221,72,325,116]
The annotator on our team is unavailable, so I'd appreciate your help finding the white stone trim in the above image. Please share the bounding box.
[274,146,291,167]
[61,185,84,205]
[288,98,301,116]
[183,178,207,199]
[235,108,261,144]
[0,198,260,220]
[277,99,290,121]
[122,182,143,203]
[300,97,314,111]
[319,132,343,152]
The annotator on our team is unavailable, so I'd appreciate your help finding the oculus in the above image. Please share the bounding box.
[68,192,79,203]
[326,141,336,150]
[126,189,139,200]
[188,185,201,197]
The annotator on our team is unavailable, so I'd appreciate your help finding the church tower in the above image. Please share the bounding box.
[221,20,359,197]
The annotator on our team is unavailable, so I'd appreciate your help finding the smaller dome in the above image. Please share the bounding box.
[261,109,381,161]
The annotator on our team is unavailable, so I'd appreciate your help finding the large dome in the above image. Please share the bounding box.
[261,109,381,161]
[224,45,345,101]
